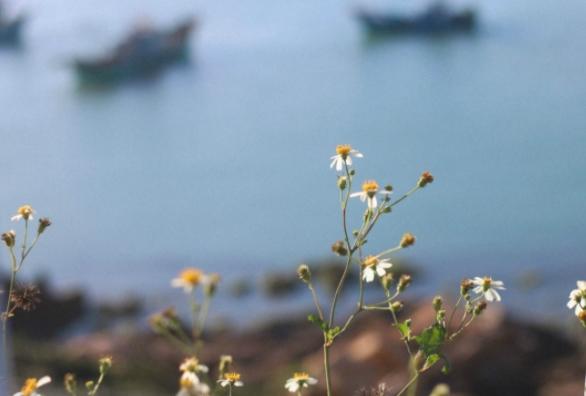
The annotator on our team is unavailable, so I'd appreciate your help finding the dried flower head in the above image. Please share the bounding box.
[400,233,416,248]
[1,230,16,247]
[38,218,52,235]
[10,284,41,313]
[297,264,311,283]
[397,274,412,292]
[331,240,348,256]
[418,171,434,188]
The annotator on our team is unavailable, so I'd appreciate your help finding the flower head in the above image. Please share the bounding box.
[180,357,209,375]
[218,372,243,388]
[14,376,51,396]
[471,276,505,302]
[330,144,363,171]
[1,230,16,247]
[178,371,210,396]
[400,233,416,248]
[567,280,586,316]
[362,255,392,283]
[418,171,434,188]
[11,205,35,222]
[284,372,318,393]
[172,268,204,293]
[350,180,391,210]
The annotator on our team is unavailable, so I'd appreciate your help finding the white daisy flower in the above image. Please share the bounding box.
[177,371,210,396]
[567,280,586,316]
[11,205,35,222]
[362,255,392,283]
[350,180,391,210]
[14,375,51,396]
[180,357,209,374]
[330,144,363,171]
[284,372,318,393]
[218,372,243,388]
[471,276,505,302]
[171,268,205,293]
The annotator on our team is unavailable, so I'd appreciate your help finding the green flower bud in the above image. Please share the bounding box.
[297,264,311,283]
[391,301,404,312]
[64,373,77,394]
[1,230,16,247]
[397,274,412,292]
[473,301,487,316]
[432,296,443,312]
[337,176,347,190]
[400,233,416,248]
[38,218,52,235]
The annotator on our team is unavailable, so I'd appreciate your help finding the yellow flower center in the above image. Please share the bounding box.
[361,180,379,197]
[21,378,38,396]
[335,144,352,157]
[362,255,379,268]
[225,372,241,382]
[17,205,34,219]
[293,372,310,381]
[482,277,492,290]
[180,269,203,286]
[180,376,194,389]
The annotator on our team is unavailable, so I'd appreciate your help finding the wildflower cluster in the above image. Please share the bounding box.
[1,205,51,351]
[298,145,505,396]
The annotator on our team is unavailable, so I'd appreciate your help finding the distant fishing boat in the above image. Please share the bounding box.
[0,13,24,44]
[355,3,476,36]
[74,18,196,84]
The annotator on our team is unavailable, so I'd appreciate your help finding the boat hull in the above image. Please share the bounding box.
[356,9,476,35]
[74,20,195,84]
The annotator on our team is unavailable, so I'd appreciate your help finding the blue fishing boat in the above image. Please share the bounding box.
[74,19,196,84]
[355,3,476,36]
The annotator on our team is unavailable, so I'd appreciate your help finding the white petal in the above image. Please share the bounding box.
[364,268,375,282]
[10,215,21,222]
[171,279,185,288]
[13,393,23,396]
[568,300,577,309]
[235,381,244,387]
[349,192,362,198]
[578,280,586,290]
[307,377,318,384]
[484,290,495,302]
[351,150,363,158]
[37,376,51,387]
[491,289,502,301]
[576,305,583,316]
[346,156,353,167]
[286,382,299,392]
[197,364,209,373]
[376,265,387,277]
[368,196,377,209]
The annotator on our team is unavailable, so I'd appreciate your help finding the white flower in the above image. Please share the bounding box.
[330,144,363,171]
[171,268,205,293]
[14,376,51,396]
[180,357,209,374]
[362,255,392,283]
[471,276,505,302]
[177,371,210,396]
[284,372,318,393]
[11,205,35,222]
[567,280,586,316]
[218,372,243,388]
[350,180,391,210]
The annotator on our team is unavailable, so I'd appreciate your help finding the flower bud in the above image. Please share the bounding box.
[381,273,394,290]
[64,373,77,394]
[400,233,416,248]
[297,264,311,283]
[1,230,16,247]
[432,296,443,312]
[460,279,473,297]
[337,176,347,190]
[85,381,95,391]
[473,301,487,316]
[418,171,434,188]
[384,184,393,192]
[397,274,412,292]
[382,206,391,213]
[331,240,348,256]
[218,355,233,378]
[38,218,51,235]
[436,309,446,322]
[204,273,221,297]
[391,301,404,312]
[99,356,113,373]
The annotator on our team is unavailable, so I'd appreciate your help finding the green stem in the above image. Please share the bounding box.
[307,281,324,321]
[395,372,419,396]
[323,343,332,396]
[2,248,17,355]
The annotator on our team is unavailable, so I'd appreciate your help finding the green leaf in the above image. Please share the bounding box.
[393,320,412,341]
[415,323,446,356]
[422,353,440,371]
[307,314,328,332]
[440,354,451,374]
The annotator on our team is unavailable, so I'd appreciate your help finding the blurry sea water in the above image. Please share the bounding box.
[0,0,585,323]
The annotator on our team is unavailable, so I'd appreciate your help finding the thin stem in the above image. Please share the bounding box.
[395,372,419,396]
[446,295,462,332]
[329,254,352,328]
[390,186,420,209]
[228,384,232,396]
[385,287,413,358]
[2,248,18,355]
[323,343,332,396]
[307,282,325,321]
[20,220,28,262]
[196,295,211,339]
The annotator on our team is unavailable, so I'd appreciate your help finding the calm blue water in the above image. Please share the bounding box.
[0,0,585,321]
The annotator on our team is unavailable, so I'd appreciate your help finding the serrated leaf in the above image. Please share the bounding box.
[415,323,446,356]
